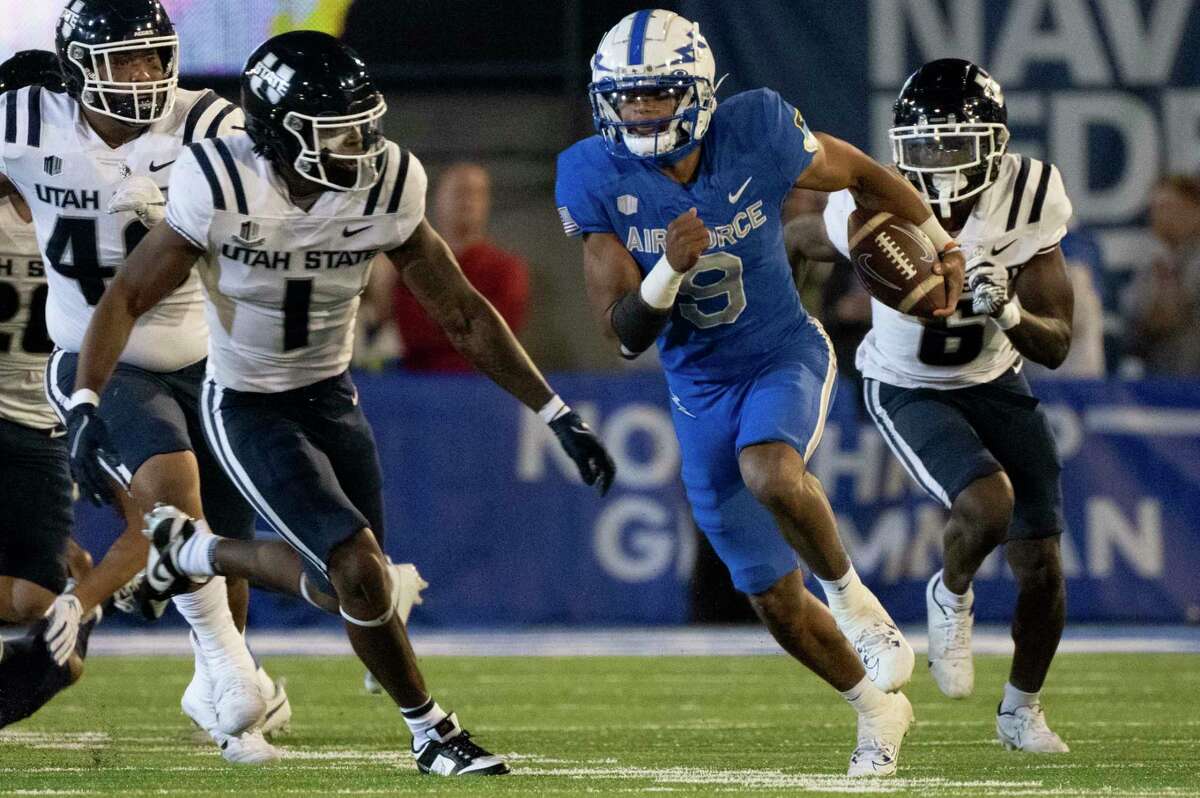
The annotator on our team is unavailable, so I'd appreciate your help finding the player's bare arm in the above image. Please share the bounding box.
[391,218,615,494]
[389,218,554,410]
[797,132,965,317]
[73,224,201,397]
[1007,247,1074,369]
[584,208,707,358]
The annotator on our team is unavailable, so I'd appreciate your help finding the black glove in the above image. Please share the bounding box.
[65,402,129,506]
[549,410,616,496]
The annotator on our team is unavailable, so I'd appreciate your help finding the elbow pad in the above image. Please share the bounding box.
[610,291,671,358]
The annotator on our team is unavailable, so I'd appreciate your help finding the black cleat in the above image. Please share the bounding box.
[412,713,509,776]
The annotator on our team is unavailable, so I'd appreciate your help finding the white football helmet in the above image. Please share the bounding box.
[589,9,717,160]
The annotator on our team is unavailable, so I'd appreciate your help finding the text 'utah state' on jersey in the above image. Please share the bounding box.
[824,154,1072,389]
[556,88,820,382]
[0,85,242,371]
[0,197,57,429]
[165,135,426,393]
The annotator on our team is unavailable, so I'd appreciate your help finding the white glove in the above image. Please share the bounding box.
[43,593,83,666]
[107,175,166,228]
[967,257,1009,317]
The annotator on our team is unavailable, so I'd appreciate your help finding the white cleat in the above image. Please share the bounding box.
[257,667,292,737]
[208,651,266,736]
[848,691,914,777]
[182,633,281,764]
[833,594,914,693]
[926,571,975,699]
[363,562,428,695]
[996,703,1070,753]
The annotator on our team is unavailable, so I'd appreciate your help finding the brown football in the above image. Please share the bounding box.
[848,210,947,319]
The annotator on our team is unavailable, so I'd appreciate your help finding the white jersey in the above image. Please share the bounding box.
[0,197,57,429]
[824,154,1072,389]
[165,136,426,392]
[0,86,243,372]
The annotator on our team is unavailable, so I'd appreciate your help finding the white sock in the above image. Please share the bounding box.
[400,697,449,737]
[934,572,974,609]
[176,519,218,577]
[1000,682,1040,713]
[817,564,869,615]
[840,675,886,715]
[172,577,256,674]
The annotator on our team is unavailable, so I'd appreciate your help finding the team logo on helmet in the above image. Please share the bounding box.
[59,0,85,37]
[248,53,295,106]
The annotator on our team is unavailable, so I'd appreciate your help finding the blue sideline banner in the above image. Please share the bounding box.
[72,373,1200,627]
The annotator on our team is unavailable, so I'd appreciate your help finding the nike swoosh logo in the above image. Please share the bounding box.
[991,239,1017,256]
[728,176,752,204]
[343,225,371,238]
[148,160,176,173]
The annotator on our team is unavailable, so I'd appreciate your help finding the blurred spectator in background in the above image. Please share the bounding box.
[356,163,531,372]
[1123,175,1200,376]
[396,162,530,372]
[1025,227,1106,379]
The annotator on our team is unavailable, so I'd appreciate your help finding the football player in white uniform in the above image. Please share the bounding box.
[0,50,103,728]
[794,60,1074,752]
[71,31,616,776]
[0,0,286,762]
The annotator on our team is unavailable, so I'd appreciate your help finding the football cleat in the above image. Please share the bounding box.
[996,703,1070,753]
[180,624,264,738]
[926,571,975,699]
[182,632,279,763]
[142,504,208,597]
[364,562,428,695]
[412,713,509,776]
[257,667,292,737]
[848,691,914,777]
[832,593,914,693]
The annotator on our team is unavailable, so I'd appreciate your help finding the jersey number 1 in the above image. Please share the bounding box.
[45,217,149,305]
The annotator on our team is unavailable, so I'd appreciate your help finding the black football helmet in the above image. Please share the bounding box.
[889,58,1009,206]
[0,50,66,94]
[241,31,387,192]
[55,0,179,125]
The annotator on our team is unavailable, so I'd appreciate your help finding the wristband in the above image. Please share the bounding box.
[995,296,1022,330]
[639,254,686,310]
[537,395,570,424]
[69,388,100,410]
[917,214,956,254]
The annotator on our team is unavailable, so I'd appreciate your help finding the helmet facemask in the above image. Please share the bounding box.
[890,122,1009,208]
[66,35,178,124]
[283,100,388,192]
[590,75,713,160]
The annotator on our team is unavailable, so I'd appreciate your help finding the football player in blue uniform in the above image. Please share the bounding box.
[556,10,967,776]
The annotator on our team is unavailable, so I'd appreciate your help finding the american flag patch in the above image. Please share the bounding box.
[558,206,580,236]
[617,194,638,215]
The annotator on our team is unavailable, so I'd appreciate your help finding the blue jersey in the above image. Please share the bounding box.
[556,88,820,382]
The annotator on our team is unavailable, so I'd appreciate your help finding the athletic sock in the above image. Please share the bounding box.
[840,675,887,715]
[817,564,870,615]
[934,573,974,609]
[1000,682,1040,714]
[401,696,449,738]
[171,577,255,673]
[176,520,218,577]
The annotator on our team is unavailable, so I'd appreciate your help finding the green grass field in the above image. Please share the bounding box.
[1,653,1197,796]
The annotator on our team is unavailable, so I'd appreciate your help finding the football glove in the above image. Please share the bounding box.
[107,175,166,228]
[66,402,130,506]
[43,593,83,667]
[549,410,617,496]
[967,257,1009,317]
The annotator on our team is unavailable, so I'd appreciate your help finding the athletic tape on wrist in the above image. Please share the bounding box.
[639,254,686,310]
[918,214,955,254]
[69,388,100,410]
[995,297,1022,330]
[537,395,570,424]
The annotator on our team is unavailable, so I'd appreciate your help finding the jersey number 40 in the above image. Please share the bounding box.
[45,216,149,305]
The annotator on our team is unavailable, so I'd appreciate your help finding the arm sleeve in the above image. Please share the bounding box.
[554,148,612,237]
[760,89,821,186]
[387,149,428,248]
[163,146,216,250]
[822,189,857,260]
